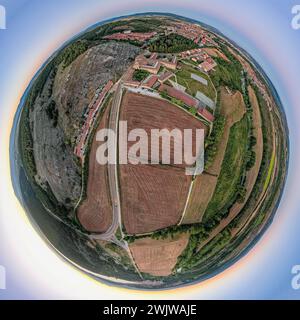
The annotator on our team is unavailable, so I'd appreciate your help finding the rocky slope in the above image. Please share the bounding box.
[29,41,140,208]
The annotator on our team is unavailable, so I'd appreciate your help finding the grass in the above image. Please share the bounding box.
[263,150,275,192]
[210,44,243,92]
[203,115,249,221]
[132,69,150,82]
[175,63,215,100]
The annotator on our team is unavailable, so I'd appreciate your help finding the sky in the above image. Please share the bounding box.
[0,0,300,299]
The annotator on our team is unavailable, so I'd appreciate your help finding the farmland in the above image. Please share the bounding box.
[119,92,208,234]
[203,114,249,221]
[181,88,246,224]
[15,13,288,289]
[129,234,189,276]
[119,91,208,168]
[77,102,113,233]
[120,163,192,234]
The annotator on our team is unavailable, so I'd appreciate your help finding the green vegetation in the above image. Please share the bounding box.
[263,150,275,191]
[124,223,208,244]
[82,18,163,42]
[103,243,134,269]
[173,86,285,275]
[203,115,249,221]
[45,100,59,127]
[245,150,256,170]
[60,41,88,68]
[16,16,287,284]
[82,21,129,42]
[19,102,37,180]
[132,69,150,81]
[176,229,231,271]
[189,106,197,116]
[210,45,243,91]
[126,18,164,33]
[159,90,169,100]
[204,114,226,169]
[175,63,216,100]
[149,33,198,53]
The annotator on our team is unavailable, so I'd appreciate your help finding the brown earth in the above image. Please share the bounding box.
[119,92,207,234]
[203,48,230,62]
[120,164,192,234]
[129,234,189,276]
[77,103,113,233]
[119,92,208,168]
[181,88,246,224]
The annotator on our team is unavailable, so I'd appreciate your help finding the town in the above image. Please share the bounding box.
[74,46,218,161]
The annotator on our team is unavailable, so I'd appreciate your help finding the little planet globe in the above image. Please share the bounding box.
[11,13,289,289]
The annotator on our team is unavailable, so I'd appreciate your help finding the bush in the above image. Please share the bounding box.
[132,69,150,81]
[205,114,226,169]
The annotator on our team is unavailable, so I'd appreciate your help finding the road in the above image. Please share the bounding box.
[89,82,143,278]
[90,82,123,241]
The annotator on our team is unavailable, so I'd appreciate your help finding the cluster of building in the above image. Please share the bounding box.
[124,67,173,91]
[122,52,178,89]
[199,33,219,47]
[103,30,157,42]
[199,57,217,73]
[180,48,217,73]
[180,48,207,60]
[74,80,114,161]
[165,22,219,47]
[123,52,215,123]
[166,22,203,42]
[133,53,178,74]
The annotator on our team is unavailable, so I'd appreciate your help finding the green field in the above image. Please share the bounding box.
[174,63,216,100]
[263,151,275,191]
[203,115,249,221]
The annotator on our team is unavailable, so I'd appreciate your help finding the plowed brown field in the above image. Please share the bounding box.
[129,234,189,276]
[119,92,207,234]
[120,163,192,234]
[77,103,113,233]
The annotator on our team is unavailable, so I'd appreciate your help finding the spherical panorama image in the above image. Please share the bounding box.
[11,13,289,289]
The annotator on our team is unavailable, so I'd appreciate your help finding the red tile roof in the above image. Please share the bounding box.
[142,75,158,88]
[158,71,173,82]
[197,108,214,122]
[74,80,113,160]
[158,84,199,108]
[104,32,156,42]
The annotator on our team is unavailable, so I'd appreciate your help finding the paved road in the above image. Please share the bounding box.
[90,82,123,241]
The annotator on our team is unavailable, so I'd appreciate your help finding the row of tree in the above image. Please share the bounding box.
[149,33,198,53]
